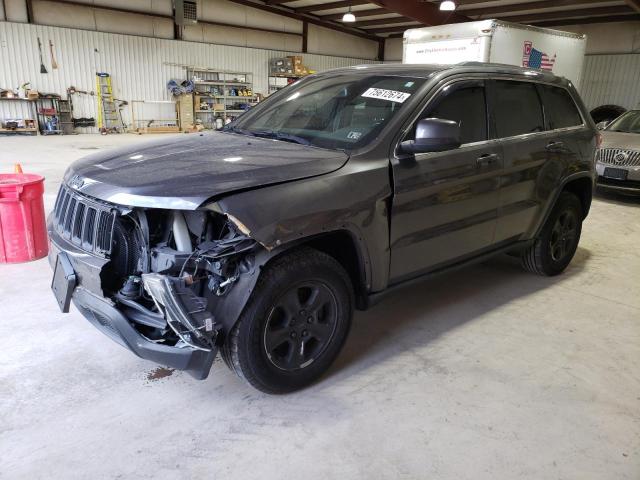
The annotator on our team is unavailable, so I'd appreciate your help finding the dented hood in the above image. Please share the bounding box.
[64,131,348,209]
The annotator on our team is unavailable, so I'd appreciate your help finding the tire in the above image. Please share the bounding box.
[221,247,353,394]
[521,192,583,276]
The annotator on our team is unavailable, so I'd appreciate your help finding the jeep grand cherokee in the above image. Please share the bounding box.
[49,63,596,393]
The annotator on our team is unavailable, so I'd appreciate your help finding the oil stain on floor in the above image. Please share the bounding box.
[146,367,175,382]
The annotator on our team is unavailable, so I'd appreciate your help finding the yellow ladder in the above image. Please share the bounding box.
[96,72,122,133]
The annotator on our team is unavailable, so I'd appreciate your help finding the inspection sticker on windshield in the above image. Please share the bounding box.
[361,88,411,103]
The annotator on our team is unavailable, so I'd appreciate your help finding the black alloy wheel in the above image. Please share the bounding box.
[221,247,353,393]
[521,192,583,276]
[549,209,578,262]
[263,281,338,371]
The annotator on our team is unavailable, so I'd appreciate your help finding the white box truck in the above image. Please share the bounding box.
[403,20,586,89]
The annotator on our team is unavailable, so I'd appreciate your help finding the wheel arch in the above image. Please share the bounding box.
[293,229,370,310]
[530,172,594,239]
[562,176,593,219]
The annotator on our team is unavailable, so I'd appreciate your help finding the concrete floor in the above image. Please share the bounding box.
[1,134,638,479]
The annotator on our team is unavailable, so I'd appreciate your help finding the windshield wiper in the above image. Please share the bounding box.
[251,130,311,146]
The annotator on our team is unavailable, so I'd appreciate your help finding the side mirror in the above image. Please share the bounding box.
[596,121,609,130]
[400,118,461,154]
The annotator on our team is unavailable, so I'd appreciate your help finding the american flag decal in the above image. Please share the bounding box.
[522,41,556,71]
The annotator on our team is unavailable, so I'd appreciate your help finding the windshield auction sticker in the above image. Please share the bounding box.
[361,88,411,103]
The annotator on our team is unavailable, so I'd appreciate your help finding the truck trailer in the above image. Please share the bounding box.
[403,20,586,89]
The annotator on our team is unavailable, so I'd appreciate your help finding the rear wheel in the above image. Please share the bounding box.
[221,247,353,393]
[521,192,583,276]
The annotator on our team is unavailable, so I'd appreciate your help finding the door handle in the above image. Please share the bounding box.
[546,141,564,150]
[476,153,499,166]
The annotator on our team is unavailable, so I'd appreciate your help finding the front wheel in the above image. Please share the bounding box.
[521,192,583,276]
[221,247,353,393]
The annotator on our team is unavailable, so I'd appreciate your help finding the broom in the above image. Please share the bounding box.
[37,37,48,74]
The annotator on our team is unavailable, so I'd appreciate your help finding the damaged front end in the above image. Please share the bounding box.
[49,186,264,378]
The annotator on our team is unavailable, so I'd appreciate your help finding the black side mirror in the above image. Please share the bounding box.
[400,118,461,154]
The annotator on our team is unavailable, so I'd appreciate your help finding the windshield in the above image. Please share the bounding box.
[226,74,426,150]
[606,110,640,134]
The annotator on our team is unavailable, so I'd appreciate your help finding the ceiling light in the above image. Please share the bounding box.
[440,0,456,11]
[342,7,356,23]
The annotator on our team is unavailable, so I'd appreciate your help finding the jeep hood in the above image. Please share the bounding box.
[64,131,349,209]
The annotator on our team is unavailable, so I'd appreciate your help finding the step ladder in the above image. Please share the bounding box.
[96,72,124,133]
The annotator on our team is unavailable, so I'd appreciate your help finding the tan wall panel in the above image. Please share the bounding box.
[557,21,640,55]
[384,37,402,61]
[198,0,302,35]
[307,24,377,60]
[4,0,29,23]
[32,0,173,38]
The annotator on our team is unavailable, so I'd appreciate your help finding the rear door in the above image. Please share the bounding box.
[490,79,585,242]
[389,79,503,283]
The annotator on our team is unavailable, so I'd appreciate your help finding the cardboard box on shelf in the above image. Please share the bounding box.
[213,103,225,111]
[27,90,39,100]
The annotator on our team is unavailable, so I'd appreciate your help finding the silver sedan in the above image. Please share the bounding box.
[596,109,640,194]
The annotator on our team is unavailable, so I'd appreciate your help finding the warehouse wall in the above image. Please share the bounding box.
[556,21,640,110]
[557,21,640,55]
[580,54,640,111]
[384,37,402,62]
[307,24,378,59]
[0,0,380,59]
[0,21,380,131]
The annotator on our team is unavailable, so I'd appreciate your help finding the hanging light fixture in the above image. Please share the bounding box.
[342,6,356,23]
[439,0,456,11]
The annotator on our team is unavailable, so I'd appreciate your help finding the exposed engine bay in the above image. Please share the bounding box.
[104,208,259,352]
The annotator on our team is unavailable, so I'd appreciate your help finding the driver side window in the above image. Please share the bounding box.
[414,83,488,145]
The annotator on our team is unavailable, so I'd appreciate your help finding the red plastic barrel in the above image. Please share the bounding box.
[0,173,48,263]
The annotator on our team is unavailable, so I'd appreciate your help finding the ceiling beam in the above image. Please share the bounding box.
[367,0,469,26]
[624,0,640,13]
[296,1,370,13]
[320,7,390,21]
[533,12,640,26]
[506,5,634,23]
[354,16,415,27]
[225,0,379,40]
[463,0,626,18]
[366,24,422,34]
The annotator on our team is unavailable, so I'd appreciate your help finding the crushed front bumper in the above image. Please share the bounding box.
[48,221,217,380]
[72,287,217,379]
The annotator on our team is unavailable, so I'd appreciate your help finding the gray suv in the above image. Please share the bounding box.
[49,63,596,393]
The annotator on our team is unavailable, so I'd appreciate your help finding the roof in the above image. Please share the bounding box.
[317,62,568,84]
[226,1,640,40]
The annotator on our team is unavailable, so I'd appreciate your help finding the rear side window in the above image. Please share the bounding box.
[539,85,583,129]
[422,84,487,144]
[493,80,544,138]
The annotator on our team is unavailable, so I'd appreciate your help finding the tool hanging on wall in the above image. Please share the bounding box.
[95,72,125,134]
[49,40,58,69]
[37,37,48,74]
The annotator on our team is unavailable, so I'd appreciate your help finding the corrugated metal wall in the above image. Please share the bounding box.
[0,21,378,131]
[580,54,640,111]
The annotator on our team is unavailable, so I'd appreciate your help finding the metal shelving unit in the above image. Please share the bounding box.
[187,68,257,129]
[0,97,38,135]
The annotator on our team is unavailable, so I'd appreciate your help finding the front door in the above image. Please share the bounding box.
[389,79,503,283]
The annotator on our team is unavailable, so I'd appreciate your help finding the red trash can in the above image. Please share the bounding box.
[0,173,49,263]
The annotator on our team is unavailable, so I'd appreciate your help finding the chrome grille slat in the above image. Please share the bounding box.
[51,185,116,257]
[597,148,640,167]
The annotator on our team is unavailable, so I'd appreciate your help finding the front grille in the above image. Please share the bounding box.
[596,148,640,167]
[52,185,116,256]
